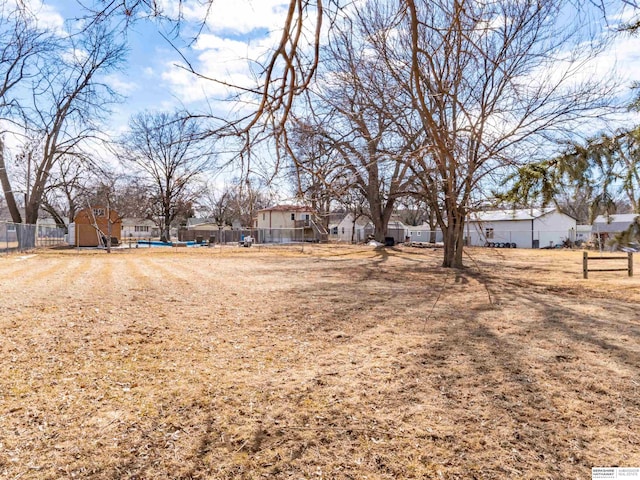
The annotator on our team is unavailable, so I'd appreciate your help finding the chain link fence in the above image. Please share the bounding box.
[178,227,324,245]
[405,228,583,249]
[0,221,67,253]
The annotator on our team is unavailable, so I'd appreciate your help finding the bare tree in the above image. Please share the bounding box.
[119,110,213,241]
[0,3,52,229]
[199,178,272,228]
[286,119,353,229]
[287,11,417,243]
[230,180,272,228]
[0,21,125,247]
[351,0,619,267]
[199,182,235,226]
[40,154,93,231]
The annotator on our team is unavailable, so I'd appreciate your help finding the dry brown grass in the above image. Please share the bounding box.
[0,245,639,479]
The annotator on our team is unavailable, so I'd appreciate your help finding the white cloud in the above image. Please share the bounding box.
[33,2,65,32]
[103,73,138,95]
[6,0,66,33]
[160,30,284,108]
[153,0,324,121]
[156,0,291,34]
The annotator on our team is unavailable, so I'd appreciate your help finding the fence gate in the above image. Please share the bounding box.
[582,251,634,279]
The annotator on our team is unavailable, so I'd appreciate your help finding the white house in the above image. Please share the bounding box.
[377,219,409,244]
[121,218,160,239]
[466,208,577,248]
[576,224,592,244]
[332,215,410,244]
[333,213,370,243]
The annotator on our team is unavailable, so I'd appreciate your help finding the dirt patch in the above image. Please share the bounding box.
[1,245,639,478]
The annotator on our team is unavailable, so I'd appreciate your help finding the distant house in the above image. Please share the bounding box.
[186,217,215,229]
[255,205,327,243]
[332,214,409,244]
[0,210,67,249]
[365,219,409,244]
[407,223,442,243]
[36,216,68,230]
[334,213,370,243]
[71,206,121,247]
[466,208,577,248]
[576,224,592,244]
[255,205,313,229]
[592,213,640,245]
[0,212,17,246]
[121,218,159,239]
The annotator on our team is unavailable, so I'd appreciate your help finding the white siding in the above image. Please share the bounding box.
[533,211,576,248]
[408,225,442,243]
[336,214,366,243]
[467,210,576,248]
[467,219,532,248]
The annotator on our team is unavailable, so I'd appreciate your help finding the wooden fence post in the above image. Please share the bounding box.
[583,251,588,279]
[629,252,634,277]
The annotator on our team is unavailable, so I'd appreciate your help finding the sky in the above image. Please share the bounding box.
[28,1,640,130]
[37,0,297,136]
[7,0,640,187]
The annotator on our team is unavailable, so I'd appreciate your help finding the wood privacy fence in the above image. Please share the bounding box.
[582,251,634,279]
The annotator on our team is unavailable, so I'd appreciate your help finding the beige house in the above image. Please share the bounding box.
[254,205,327,243]
[255,205,315,229]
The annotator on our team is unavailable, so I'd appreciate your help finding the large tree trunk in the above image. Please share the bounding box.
[441,208,466,268]
[370,215,387,243]
[0,140,23,224]
[428,209,438,243]
[368,187,396,243]
[0,141,37,249]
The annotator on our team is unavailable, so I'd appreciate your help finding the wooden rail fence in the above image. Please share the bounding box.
[582,251,634,279]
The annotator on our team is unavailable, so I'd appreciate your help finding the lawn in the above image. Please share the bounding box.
[0,245,639,479]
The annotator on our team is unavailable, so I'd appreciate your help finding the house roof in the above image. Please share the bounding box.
[469,207,557,222]
[407,223,436,231]
[592,213,639,233]
[337,213,371,228]
[122,217,156,227]
[387,219,407,229]
[258,205,315,213]
[186,217,217,227]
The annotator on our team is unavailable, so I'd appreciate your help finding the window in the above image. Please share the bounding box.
[341,227,345,234]
[7,223,16,232]
[93,208,105,217]
[417,231,421,237]
[291,213,295,221]
[332,226,338,235]
[262,213,265,221]
[135,225,149,232]
[486,228,494,239]
[304,214,310,220]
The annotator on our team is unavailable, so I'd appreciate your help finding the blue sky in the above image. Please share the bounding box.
[29,0,295,138]
[13,1,640,156]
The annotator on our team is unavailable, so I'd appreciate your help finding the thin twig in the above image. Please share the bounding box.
[423,269,449,331]
[464,249,494,306]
